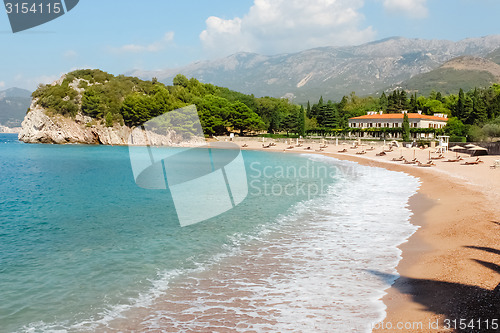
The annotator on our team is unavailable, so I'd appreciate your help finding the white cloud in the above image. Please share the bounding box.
[0,81,5,89]
[383,0,428,18]
[63,50,78,59]
[200,0,376,56]
[111,32,175,53]
[13,74,61,90]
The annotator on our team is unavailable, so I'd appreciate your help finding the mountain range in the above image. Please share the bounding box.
[3,35,500,129]
[399,54,500,96]
[0,88,32,128]
[129,35,500,103]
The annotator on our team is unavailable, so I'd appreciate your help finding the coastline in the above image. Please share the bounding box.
[235,139,500,332]
[323,153,499,332]
[7,136,499,331]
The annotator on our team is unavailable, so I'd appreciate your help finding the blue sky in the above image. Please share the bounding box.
[1,0,499,90]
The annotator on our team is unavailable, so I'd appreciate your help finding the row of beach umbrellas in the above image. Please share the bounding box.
[450,144,488,156]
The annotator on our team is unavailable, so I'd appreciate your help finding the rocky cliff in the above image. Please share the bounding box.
[18,72,205,146]
[18,101,193,146]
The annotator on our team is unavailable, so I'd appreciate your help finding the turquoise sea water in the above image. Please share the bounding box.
[0,134,420,332]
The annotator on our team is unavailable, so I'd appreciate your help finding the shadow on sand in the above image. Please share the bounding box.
[369,246,500,332]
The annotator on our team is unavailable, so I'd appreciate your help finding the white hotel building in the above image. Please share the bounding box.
[348,111,449,139]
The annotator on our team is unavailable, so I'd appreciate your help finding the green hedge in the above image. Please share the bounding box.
[449,135,466,143]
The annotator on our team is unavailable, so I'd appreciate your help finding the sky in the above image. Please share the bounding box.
[1,0,500,90]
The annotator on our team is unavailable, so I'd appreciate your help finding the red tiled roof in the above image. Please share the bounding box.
[350,113,448,122]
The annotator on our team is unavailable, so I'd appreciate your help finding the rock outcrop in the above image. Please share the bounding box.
[18,104,199,146]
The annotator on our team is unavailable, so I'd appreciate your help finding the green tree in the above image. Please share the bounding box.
[379,92,388,111]
[173,74,189,88]
[469,88,487,125]
[81,89,102,117]
[454,88,465,119]
[402,112,410,142]
[268,109,281,134]
[306,101,312,119]
[298,105,306,137]
[229,101,264,135]
[409,93,418,112]
[121,93,154,127]
[282,112,297,136]
[444,117,467,137]
[321,100,338,128]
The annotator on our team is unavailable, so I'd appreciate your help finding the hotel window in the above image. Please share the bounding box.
[369,123,373,128]
[413,123,418,128]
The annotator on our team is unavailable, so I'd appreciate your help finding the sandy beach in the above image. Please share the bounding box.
[232,137,500,332]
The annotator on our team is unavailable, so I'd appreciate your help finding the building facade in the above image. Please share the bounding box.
[348,111,448,139]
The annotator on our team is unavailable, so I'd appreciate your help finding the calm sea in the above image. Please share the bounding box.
[0,133,419,332]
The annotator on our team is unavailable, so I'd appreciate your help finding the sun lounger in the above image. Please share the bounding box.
[403,158,418,165]
[356,151,366,155]
[304,147,312,150]
[392,156,405,161]
[241,144,248,148]
[418,161,435,167]
[338,149,348,153]
[366,146,375,151]
[262,144,271,148]
[444,156,463,162]
[286,145,294,150]
[376,151,386,156]
[491,160,500,169]
[463,158,484,165]
[431,154,445,160]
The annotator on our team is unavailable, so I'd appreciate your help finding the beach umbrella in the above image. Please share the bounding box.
[450,145,465,157]
[465,144,476,148]
[468,146,488,156]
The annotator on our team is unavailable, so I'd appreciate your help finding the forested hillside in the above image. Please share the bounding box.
[31,69,303,136]
[30,69,500,142]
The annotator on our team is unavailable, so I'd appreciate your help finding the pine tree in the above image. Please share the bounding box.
[400,90,408,109]
[322,101,338,129]
[298,106,306,137]
[469,88,487,125]
[379,92,388,111]
[409,93,418,112]
[455,88,465,119]
[402,112,410,142]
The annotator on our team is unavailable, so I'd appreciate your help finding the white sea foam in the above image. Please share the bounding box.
[139,155,420,332]
[23,155,420,333]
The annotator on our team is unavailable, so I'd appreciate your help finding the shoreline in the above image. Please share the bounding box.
[8,136,500,331]
[235,139,500,332]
